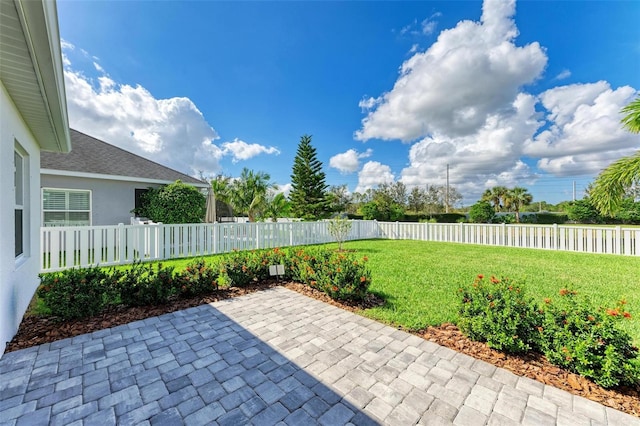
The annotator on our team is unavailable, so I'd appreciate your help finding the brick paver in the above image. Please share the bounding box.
[1,287,638,425]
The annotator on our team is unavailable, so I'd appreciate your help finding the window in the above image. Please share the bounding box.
[42,189,91,226]
[15,151,24,257]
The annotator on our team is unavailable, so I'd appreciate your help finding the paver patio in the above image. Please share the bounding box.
[1,287,638,425]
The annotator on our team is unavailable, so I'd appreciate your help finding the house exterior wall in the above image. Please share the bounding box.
[40,174,165,226]
[0,81,44,355]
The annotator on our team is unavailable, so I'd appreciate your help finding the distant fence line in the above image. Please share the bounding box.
[41,221,639,272]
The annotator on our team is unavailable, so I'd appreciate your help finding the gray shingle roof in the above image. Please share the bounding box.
[41,129,207,186]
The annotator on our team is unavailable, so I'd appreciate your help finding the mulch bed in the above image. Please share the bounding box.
[5,281,639,418]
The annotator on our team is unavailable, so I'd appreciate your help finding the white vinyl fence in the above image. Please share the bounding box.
[41,221,639,272]
[40,220,379,272]
[377,222,639,256]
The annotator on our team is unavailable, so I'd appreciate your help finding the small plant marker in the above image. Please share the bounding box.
[269,264,285,282]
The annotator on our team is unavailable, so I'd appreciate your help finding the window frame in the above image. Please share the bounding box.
[42,188,92,227]
[14,148,26,258]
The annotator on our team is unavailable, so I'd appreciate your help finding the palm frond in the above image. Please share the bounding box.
[621,96,640,134]
[591,151,640,215]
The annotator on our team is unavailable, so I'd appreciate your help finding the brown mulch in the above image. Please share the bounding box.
[5,281,640,418]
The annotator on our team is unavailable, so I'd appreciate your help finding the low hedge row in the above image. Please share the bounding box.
[458,275,639,388]
[37,247,371,321]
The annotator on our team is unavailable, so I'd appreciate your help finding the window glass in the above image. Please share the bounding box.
[42,189,91,226]
[14,150,25,257]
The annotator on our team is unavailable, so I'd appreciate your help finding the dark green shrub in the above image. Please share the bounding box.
[536,213,568,224]
[116,262,176,306]
[430,213,466,223]
[458,275,541,354]
[175,259,219,296]
[140,180,206,224]
[361,201,404,221]
[37,266,110,320]
[539,290,640,388]
[567,199,602,224]
[492,214,515,224]
[469,201,495,223]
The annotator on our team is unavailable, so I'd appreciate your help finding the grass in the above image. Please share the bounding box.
[337,240,640,344]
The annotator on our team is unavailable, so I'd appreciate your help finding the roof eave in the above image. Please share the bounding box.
[41,168,210,188]
[13,0,70,153]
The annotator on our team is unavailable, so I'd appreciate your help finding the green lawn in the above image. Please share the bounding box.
[121,239,640,344]
[338,240,640,344]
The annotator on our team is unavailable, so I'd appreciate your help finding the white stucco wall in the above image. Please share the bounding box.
[0,82,44,355]
[41,174,164,226]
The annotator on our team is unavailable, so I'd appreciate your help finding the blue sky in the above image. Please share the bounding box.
[57,0,639,205]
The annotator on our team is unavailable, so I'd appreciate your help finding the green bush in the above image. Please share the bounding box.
[492,214,515,224]
[116,262,176,306]
[314,251,371,302]
[219,251,259,287]
[567,199,603,224]
[361,201,404,221]
[174,259,220,296]
[278,247,371,301]
[536,213,568,224]
[458,275,541,354]
[469,201,495,223]
[140,180,206,224]
[37,266,111,320]
[430,213,467,223]
[538,290,640,388]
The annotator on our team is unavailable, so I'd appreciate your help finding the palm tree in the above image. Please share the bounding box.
[262,192,290,222]
[591,96,640,215]
[208,175,231,222]
[228,168,275,222]
[505,187,533,223]
[481,186,508,212]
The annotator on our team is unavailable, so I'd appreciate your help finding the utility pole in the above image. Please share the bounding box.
[572,181,576,202]
[445,164,450,213]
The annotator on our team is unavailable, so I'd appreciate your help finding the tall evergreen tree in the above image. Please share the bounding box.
[289,135,331,220]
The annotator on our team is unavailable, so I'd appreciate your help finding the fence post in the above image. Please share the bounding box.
[553,223,558,250]
[395,221,400,239]
[459,222,464,243]
[289,223,294,246]
[256,224,260,250]
[502,223,507,246]
[615,226,621,255]
[118,223,125,263]
[211,222,218,254]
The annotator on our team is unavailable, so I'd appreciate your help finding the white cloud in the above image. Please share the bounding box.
[525,81,638,176]
[555,69,571,80]
[399,93,541,199]
[355,0,547,142]
[399,12,441,37]
[62,43,278,178]
[329,148,373,174]
[64,68,221,176]
[421,13,441,36]
[355,161,395,193]
[221,139,280,163]
[275,183,292,197]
